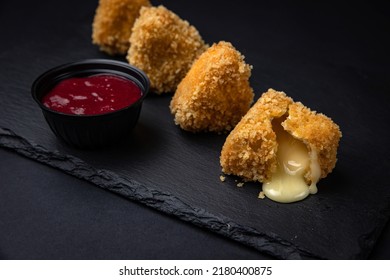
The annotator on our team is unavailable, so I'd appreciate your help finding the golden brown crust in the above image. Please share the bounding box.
[170,41,254,133]
[220,89,342,182]
[127,5,207,94]
[92,0,151,55]
[283,102,342,179]
[220,89,292,181]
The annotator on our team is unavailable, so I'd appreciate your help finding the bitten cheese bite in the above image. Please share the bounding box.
[92,0,151,55]
[170,41,254,133]
[127,5,208,94]
[220,89,342,203]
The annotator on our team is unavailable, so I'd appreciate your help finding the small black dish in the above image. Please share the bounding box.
[32,59,150,149]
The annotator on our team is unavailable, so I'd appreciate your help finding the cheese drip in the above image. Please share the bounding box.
[263,118,319,203]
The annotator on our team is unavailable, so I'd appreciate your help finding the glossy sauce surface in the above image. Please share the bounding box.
[42,75,142,115]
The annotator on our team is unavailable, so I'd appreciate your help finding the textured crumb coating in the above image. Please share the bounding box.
[220,89,342,183]
[283,102,342,179]
[170,41,254,133]
[127,5,208,94]
[92,0,151,55]
[220,89,292,182]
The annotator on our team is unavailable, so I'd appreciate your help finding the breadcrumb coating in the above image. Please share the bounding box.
[127,5,208,94]
[92,0,151,55]
[283,102,341,180]
[170,41,254,133]
[220,89,342,183]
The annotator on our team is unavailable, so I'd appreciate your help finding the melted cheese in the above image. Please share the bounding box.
[262,118,320,203]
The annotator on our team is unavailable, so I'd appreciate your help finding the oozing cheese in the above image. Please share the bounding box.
[262,118,320,203]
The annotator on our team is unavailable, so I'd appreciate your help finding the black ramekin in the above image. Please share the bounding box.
[32,59,150,149]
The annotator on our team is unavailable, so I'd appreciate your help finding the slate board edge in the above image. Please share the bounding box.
[0,126,324,260]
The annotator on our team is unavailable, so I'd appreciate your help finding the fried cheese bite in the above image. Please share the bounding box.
[127,5,208,94]
[170,41,254,133]
[220,89,342,203]
[92,0,151,55]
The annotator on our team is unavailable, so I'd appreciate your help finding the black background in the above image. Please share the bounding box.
[0,0,389,259]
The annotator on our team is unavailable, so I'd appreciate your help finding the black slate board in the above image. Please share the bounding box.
[1,0,390,259]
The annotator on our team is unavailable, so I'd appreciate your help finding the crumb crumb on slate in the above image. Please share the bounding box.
[258,191,265,199]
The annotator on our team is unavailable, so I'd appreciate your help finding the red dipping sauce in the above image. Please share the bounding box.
[42,74,142,115]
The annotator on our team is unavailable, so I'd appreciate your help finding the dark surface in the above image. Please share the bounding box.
[0,147,270,260]
[1,0,390,259]
[0,147,389,260]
